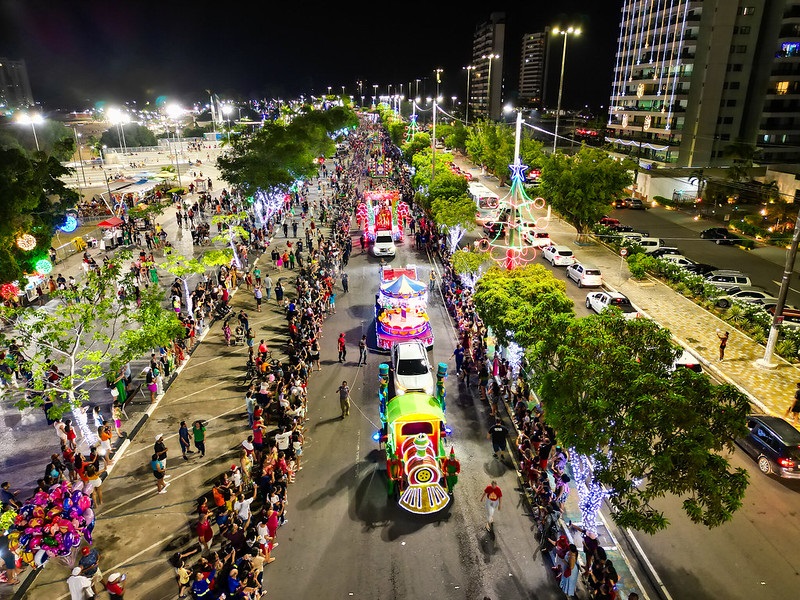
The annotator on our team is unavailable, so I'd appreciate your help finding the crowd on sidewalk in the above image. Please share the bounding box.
[161,131,368,599]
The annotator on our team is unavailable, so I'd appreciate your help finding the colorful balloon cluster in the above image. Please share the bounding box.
[5,481,95,568]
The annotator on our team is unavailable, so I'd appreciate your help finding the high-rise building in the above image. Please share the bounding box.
[606,0,800,168]
[0,58,34,111]
[518,31,548,108]
[470,12,506,121]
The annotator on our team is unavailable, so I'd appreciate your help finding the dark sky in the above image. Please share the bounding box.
[0,1,619,112]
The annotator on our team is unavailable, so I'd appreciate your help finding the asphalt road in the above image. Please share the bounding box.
[606,206,800,307]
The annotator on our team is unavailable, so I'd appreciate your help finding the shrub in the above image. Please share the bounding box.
[739,239,755,250]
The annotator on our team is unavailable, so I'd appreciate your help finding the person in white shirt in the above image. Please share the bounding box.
[274,426,291,452]
[233,484,258,529]
[67,566,95,599]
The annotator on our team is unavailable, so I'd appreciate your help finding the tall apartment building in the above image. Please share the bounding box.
[0,58,34,111]
[606,0,800,168]
[469,12,506,121]
[518,31,548,108]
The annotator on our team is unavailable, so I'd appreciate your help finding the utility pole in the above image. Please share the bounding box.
[758,206,800,368]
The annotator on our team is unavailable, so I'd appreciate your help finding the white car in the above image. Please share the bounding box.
[371,232,396,258]
[585,291,641,319]
[566,263,603,288]
[542,244,577,267]
[659,254,696,268]
[523,230,552,248]
[714,288,778,309]
[391,341,434,396]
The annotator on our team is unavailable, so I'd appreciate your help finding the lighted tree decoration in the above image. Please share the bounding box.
[59,215,78,233]
[16,234,37,251]
[405,113,421,144]
[35,258,53,275]
[480,111,550,270]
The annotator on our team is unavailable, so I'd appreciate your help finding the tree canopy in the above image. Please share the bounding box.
[0,146,79,284]
[217,105,357,197]
[539,146,634,236]
[0,254,183,417]
[472,264,574,354]
[539,310,750,533]
[100,123,157,148]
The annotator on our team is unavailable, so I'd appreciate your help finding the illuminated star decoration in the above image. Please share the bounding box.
[482,161,549,270]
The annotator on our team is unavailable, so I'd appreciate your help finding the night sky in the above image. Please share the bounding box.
[0,1,619,112]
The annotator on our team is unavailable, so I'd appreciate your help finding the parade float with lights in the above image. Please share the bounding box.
[375,362,454,514]
[375,265,434,352]
[356,190,410,242]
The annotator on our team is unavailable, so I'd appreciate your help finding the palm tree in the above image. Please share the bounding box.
[722,141,760,182]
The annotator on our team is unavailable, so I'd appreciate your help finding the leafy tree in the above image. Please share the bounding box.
[722,141,760,182]
[473,264,574,377]
[539,145,634,239]
[217,106,357,197]
[0,255,183,419]
[0,147,79,284]
[401,132,432,162]
[539,310,750,534]
[99,123,157,148]
[430,194,476,252]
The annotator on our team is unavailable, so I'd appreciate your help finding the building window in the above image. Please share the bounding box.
[733,26,752,34]
[726,100,737,107]
[738,6,755,15]
[727,63,743,72]
[776,81,790,95]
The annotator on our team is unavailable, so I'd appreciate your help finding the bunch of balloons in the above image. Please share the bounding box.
[5,481,95,568]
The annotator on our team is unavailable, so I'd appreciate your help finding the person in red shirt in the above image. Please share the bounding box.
[480,480,503,531]
[104,572,125,599]
[196,513,214,552]
[337,333,346,363]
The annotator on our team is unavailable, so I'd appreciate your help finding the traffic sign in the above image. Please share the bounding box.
[620,248,628,256]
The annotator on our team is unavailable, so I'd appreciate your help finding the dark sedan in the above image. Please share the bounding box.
[736,415,800,478]
[700,227,740,245]
[682,262,719,276]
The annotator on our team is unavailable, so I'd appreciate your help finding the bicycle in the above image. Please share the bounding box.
[241,361,260,387]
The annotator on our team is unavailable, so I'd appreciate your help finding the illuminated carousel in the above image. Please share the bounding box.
[375,273,434,351]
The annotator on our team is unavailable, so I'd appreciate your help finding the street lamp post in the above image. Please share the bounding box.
[222,105,233,144]
[71,127,88,187]
[372,84,378,107]
[17,113,43,151]
[552,26,581,153]
[481,54,500,120]
[463,65,475,125]
[434,68,443,100]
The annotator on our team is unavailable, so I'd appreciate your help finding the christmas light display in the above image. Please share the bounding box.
[59,215,78,233]
[17,234,37,251]
[445,225,466,254]
[1,283,20,300]
[477,111,550,270]
[35,258,53,275]
[504,340,524,381]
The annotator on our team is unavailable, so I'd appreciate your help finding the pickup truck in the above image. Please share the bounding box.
[585,291,641,319]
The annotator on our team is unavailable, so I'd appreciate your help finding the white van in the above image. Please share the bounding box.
[637,237,665,253]
[371,232,396,257]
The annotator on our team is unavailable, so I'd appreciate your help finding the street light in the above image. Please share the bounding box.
[107,108,129,155]
[481,54,500,120]
[221,104,233,143]
[463,65,475,125]
[372,84,378,107]
[70,126,88,187]
[552,26,581,153]
[16,113,44,151]
[434,68,443,100]
[165,104,184,187]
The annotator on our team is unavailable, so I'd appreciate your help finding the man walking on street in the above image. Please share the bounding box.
[337,332,347,363]
[67,566,94,600]
[336,381,351,418]
[357,335,368,366]
[487,417,509,462]
[341,272,349,294]
[480,480,502,531]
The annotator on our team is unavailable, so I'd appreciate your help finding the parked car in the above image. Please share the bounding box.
[682,262,719,276]
[566,263,603,287]
[585,291,641,319]
[736,415,800,478]
[618,231,644,244]
[659,255,697,268]
[542,244,577,267]
[714,288,778,309]
[650,247,682,258]
[523,230,552,248]
[371,232,396,257]
[671,349,703,373]
[636,237,666,253]
[390,340,434,396]
[704,270,752,290]
[628,198,647,210]
[599,216,620,227]
[483,220,507,235]
[700,227,740,245]
[609,224,636,233]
